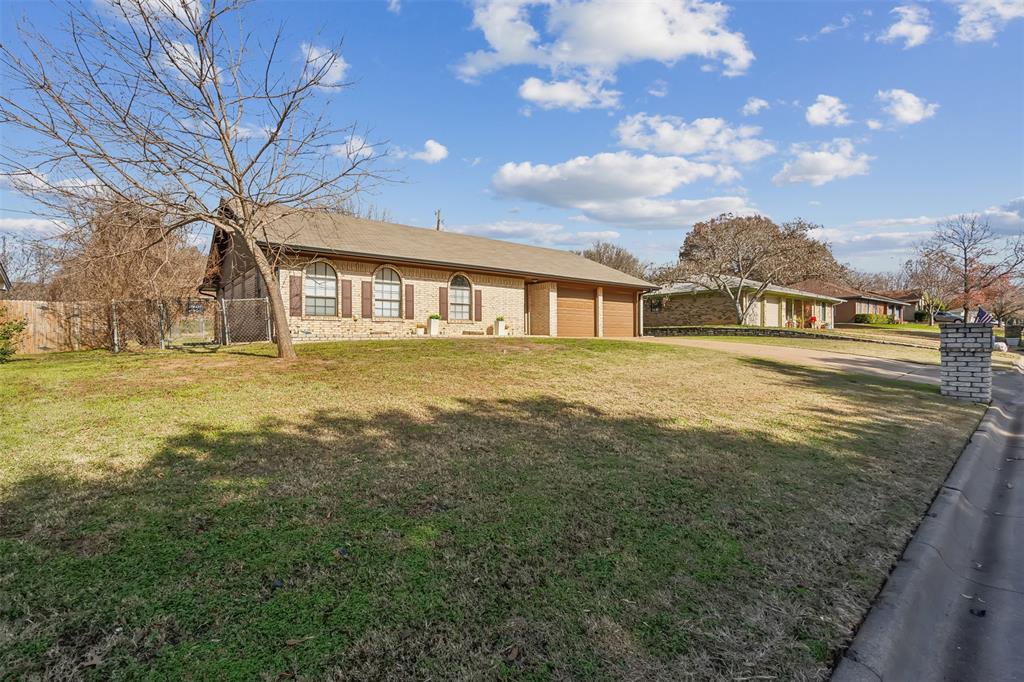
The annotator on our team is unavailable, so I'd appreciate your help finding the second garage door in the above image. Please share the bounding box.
[557,285,596,337]
[603,289,635,337]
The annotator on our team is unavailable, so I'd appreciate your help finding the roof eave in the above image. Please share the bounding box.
[257,240,656,290]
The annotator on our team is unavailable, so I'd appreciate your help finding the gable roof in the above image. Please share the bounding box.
[875,289,922,303]
[788,279,908,305]
[0,259,9,291]
[244,208,654,289]
[649,276,844,303]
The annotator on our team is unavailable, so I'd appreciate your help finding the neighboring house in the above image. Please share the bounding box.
[0,259,10,292]
[643,277,843,329]
[789,279,909,323]
[202,208,654,340]
[876,289,922,322]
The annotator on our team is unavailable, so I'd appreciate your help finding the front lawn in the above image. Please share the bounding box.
[0,339,983,680]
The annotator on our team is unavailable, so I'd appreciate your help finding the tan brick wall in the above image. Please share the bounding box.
[645,292,745,326]
[274,257,526,342]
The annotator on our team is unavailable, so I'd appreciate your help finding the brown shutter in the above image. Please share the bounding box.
[474,289,482,322]
[341,279,352,317]
[404,284,414,319]
[289,275,302,316]
[439,286,448,321]
[361,280,372,318]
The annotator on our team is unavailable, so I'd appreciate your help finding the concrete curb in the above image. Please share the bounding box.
[832,374,1024,681]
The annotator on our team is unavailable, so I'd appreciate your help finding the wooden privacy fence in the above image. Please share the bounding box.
[2,300,111,354]
[2,297,270,354]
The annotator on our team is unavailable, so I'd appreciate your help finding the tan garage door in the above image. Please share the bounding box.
[603,289,635,337]
[557,285,596,337]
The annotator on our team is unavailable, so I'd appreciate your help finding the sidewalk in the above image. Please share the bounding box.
[832,372,1024,681]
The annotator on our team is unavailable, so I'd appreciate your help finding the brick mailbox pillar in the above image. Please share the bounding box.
[939,322,993,403]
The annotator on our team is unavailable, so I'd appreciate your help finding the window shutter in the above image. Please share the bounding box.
[361,280,372,318]
[341,279,352,317]
[289,275,302,316]
[404,284,414,319]
[474,289,482,322]
[439,286,448,321]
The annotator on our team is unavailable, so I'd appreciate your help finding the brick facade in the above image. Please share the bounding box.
[228,256,527,341]
[939,322,993,403]
[644,290,835,329]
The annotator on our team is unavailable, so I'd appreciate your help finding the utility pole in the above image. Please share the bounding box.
[435,209,443,231]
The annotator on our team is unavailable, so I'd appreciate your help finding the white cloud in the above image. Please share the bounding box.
[878,6,932,48]
[848,197,1024,235]
[954,0,1024,42]
[448,220,619,246]
[805,94,852,126]
[647,79,669,98]
[492,150,753,226]
[615,113,775,170]
[877,88,938,124]
[772,138,872,186]
[0,217,65,234]
[395,139,449,164]
[518,76,621,110]
[819,13,854,34]
[387,0,401,14]
[866,119,883,130]
[330,135,375,159]
[458,0,754,109]
[741,97,770,116]
[301,43,348,87]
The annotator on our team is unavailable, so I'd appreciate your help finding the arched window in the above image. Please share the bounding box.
[304,262,337,316]
[449,274,471,320]
[374,267,402,318]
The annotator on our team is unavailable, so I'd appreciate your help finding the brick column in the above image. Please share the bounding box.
[939,322,993,403]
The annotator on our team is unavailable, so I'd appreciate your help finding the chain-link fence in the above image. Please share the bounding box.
[112,297,272,351]
[7,297,273,353]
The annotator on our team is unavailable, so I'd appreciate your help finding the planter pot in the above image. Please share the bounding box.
[1007,338,1019,347]
[427,318,440,336]
[496,320,507,337]
[415,327,425,336]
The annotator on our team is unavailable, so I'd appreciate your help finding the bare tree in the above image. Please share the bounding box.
[0,232,59,298]
[921,215,1024,319]
[985,276,1024,325]
[899,256,957,325]
[575,241,651,280]
[0,0,382,359]
[677,213,837,324]
[47,197,207,303]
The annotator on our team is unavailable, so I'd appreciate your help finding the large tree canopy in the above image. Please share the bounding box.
[0,0,381,359]
[676,213,841,324]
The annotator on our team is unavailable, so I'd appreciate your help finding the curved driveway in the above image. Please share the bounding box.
[641,336,941,385]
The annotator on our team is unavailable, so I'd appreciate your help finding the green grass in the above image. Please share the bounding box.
[689,333,1019,370]
[0,339,984,680]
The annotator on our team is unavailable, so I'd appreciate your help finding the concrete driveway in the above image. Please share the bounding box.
[642,336,941,385]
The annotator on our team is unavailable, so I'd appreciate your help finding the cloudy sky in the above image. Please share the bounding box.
[1,0,1022,272]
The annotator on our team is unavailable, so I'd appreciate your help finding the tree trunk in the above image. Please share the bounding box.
[240,236,297,360]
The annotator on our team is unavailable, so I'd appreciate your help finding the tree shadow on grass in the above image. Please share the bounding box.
[0,365,981,681]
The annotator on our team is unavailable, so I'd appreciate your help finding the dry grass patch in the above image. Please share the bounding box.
[0,339,983,680]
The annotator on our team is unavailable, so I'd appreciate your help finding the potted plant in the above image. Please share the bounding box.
[495,315,507,337]
[427,313,441,336]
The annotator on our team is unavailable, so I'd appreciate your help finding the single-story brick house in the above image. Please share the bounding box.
[789,279,909,323]
[203,209,654,340]
[643,278,844,329]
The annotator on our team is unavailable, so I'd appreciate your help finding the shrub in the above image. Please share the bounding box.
[0,303,27,363]
[914,310,930,323]
[853,313,892,325]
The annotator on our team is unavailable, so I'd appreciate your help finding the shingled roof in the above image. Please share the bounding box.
[248,208,654,288]
[788,279,908,305]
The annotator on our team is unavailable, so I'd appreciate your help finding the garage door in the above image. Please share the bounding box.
[603,289,635,337]
[557,285,596,337]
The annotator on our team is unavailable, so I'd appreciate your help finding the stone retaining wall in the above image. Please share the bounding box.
[939,322,993,403]
[644,326,928,348]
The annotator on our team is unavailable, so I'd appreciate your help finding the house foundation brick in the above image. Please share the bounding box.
[939,322,993,403]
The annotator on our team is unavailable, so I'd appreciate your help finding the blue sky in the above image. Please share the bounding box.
[1,0,1022,272]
